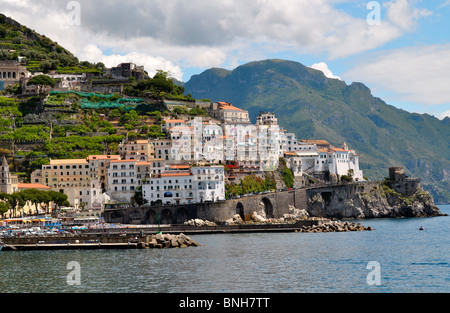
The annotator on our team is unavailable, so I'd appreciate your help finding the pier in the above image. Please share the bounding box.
[0,219,329,251]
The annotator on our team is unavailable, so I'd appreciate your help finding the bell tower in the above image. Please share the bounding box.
[0,156,12,193]
[0,156,18,194]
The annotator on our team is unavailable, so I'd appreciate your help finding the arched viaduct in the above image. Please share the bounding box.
[103,182,379,225]
[104,188,308,225]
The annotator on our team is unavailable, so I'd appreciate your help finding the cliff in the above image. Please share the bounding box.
[307,183,445,219]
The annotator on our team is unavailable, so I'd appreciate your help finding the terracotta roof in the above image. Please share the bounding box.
[331,148,348,152]
[18,183,51,190]
[87,155,120,160]
[217,101,245,112]
[300,140,330,146]
[50,159,88,165]
[219,105,245,112]
[164,119,185,123]
[110,159,137,163]
[161,173,192,177]
[169,165,190,169]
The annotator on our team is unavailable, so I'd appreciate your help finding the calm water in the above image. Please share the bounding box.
[1,205,449,293]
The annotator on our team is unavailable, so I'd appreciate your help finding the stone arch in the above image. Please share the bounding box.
[161,209,173,224]
[129,210,141,224]
[236,202,244,220]
[260,197,274,218]
[175,207,189,224]
[145,209,157,224]
[110,211,123,223]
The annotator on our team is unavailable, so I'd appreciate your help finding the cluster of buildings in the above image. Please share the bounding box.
[0,57,365,217]
[0,58,147,93]
[1,100,364,218]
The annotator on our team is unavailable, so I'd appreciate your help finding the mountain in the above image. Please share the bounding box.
[0,13,100,73]
[184,59,450,204]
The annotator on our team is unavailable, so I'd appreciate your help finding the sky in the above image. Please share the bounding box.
[1,0,449,119]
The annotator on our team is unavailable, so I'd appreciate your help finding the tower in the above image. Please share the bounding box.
[0,156,12,193]
[0,156,18,194]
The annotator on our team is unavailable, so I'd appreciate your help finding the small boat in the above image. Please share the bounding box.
[419,226,424,231]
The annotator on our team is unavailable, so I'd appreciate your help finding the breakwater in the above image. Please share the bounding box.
[1,219,374,251]
[1,233,201,251]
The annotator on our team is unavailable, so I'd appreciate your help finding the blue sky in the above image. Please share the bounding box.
[1,0,449,119]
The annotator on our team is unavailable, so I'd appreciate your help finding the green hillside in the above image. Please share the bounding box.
[185,59,450,204]
[0,13,102,74]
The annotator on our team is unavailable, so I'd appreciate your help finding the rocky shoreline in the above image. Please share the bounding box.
[296,220,373,233]
[307,184,446,219]
[184,212,374,234]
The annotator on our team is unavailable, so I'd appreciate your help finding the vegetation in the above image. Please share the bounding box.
[226,174,276,198]
[278,158,294,189]
[124,70,195,101]
[0,13,100,74]
[0,189,70,218]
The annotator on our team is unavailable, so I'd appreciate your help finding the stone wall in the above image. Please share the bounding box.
[306,181,444,219]
[103,181,444,224]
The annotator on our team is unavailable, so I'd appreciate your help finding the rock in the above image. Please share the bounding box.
[184,219,217,227]
[225,214,244,225]
[306,183,446,219]
[251,211,267,223]
[147,233,200,249]
[298,220,373,233]
[170,239,179,247]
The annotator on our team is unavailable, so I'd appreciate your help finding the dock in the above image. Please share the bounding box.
[2,242,139,251]
[0,232,201,251]
[0,219,335,251]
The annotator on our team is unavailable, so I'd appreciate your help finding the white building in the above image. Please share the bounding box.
[283,141,364,181]
[327,145,364,181]
[107,159,138,203]
[141,165,225,205]
[142,172,194,205]
[191,166,226,203]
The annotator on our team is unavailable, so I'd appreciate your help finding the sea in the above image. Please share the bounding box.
[1,205,449,295]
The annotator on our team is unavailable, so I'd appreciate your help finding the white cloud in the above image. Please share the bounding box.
[343,44,450,107]
[0,0,436,82]
[439,0,450,9]
[1,0,432,73]
[439,110,450,119]
[384,0,433,31]
[310,62,342,80]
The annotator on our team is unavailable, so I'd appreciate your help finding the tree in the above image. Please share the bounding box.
[132,189,148,207]
[20,189,50,215]
[0,201,9,218]
[1,192,26,218]
[47,190,70,216]
[27,75,56,100]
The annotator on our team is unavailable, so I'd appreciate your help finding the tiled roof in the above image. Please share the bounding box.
[160,173,192,177]
[18,183,51,190]
[87,155,120,160]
